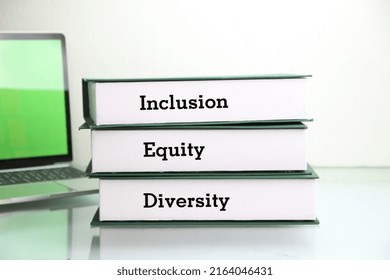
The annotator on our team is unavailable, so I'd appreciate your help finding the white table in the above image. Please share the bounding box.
[1,167,389,260]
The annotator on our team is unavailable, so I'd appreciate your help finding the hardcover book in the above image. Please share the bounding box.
[83,74,311,126]
[84,122,308,173]
[91,166,318,222]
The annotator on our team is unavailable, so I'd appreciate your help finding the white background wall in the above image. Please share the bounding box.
[1,0,390,168]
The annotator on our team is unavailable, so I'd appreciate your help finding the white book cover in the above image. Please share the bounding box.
[99,178,317,221]
[90,126,307,172]
[84,75,310,125]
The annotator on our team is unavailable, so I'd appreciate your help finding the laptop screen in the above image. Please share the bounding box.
[0,33,72,169]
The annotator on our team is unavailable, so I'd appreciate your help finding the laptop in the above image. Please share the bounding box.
[0,33,98,205]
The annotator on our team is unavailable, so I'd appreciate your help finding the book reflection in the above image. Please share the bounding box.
[93,225,317,260]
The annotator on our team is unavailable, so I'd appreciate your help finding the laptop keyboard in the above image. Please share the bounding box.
[0,167,85,186]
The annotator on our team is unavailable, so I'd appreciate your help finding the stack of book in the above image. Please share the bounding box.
[82,75,319,226]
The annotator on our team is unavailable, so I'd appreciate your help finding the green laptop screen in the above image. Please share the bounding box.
[0,39,68,160]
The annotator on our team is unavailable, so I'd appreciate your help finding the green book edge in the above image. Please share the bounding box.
[79,121,309,130]
[91,208,319,228]
[85,162,319,180]
[83,74,311,84]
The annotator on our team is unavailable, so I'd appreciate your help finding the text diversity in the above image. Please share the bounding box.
[143,193,230,211]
